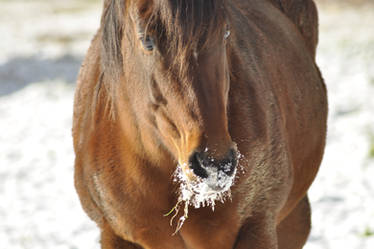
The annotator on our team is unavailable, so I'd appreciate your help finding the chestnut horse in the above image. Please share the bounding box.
[73,0,327,248]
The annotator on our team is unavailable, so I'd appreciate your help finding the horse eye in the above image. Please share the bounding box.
[224,30,231,39]
[140,35,155,51]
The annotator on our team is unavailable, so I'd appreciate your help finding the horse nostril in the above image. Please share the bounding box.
[188,152,208,178]
[218,149,238,176]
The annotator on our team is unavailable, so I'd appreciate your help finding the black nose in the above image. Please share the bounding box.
[188,149,238,178]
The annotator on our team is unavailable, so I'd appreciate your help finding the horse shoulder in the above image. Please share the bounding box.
[229,0,327,225]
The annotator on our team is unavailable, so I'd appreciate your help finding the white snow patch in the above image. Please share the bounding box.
[174,163,236,210]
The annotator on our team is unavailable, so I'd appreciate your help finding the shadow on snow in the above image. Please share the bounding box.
[0,54,83,96]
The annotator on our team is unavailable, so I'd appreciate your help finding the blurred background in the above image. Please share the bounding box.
[0,0,373,248]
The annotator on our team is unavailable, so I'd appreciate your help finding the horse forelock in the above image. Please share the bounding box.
[155,0,226,44]
[151,0,227,74]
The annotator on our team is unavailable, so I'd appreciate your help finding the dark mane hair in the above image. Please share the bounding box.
[101,0,125,82]
[100,0,227,82]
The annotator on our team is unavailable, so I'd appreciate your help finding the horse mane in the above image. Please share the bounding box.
[101,0,125,83]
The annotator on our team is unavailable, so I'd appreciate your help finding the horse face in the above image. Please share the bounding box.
[124,1,238,203]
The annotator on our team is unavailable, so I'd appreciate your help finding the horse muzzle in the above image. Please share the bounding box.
[187,148,238,191]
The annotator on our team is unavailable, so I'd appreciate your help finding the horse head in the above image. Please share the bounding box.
[101,0,238,207]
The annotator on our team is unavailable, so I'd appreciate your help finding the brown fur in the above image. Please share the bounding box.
[269,0,319,57]
[73,0,327,248]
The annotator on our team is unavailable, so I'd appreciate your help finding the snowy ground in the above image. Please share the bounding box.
[0,1,373,248]
[305,2,374,248]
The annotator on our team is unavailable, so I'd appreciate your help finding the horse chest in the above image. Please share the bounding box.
[97,171,241,249]
[178,204,242,249]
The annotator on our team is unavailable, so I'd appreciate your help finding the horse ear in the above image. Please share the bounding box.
[101,0,125,81]
[271,0,319,58]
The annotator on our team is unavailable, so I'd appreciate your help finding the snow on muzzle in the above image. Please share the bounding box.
[174,148,239,209]
[189,148,237,190]
[169,148,240,234]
